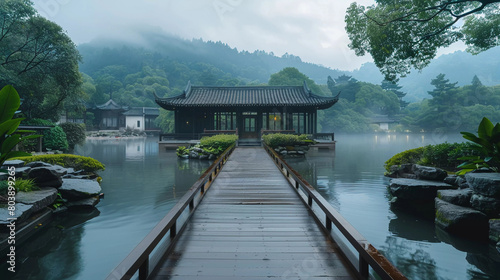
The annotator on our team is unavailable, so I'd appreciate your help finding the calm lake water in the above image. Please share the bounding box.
[2,134,499,279]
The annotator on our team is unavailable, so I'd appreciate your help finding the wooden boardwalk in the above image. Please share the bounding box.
[151,147,356,280]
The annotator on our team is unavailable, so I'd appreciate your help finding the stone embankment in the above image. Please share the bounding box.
[0,159,102,254]
[387,164,500,248]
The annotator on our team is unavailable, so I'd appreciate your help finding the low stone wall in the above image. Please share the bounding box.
[387,163,500,246]
[273,145,310,158]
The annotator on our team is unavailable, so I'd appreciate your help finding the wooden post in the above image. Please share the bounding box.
[139,258,149,280]
[359,256,369,279]
[170,222,177,239]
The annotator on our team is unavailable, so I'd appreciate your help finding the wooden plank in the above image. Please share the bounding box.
[151,147,356,279]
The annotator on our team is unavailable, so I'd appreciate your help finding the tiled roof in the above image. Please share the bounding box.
[155,81,339,110]
[88,99,128,111]
[123,107,160,116]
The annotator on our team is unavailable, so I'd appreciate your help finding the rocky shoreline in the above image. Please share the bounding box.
[0,159,103,255]
[387,164,500,248]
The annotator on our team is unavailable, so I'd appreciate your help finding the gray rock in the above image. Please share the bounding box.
[66,196,100,209]
[199,155,209,160]
[189,151,199,159]
[490,219,500,244]
[66,168,76,174]
[53,206,68,214]
[208,154,216,160]
[412,164,448,181]
[27,166,63,188]
[51,164,68,176]
[389,178,455,200]
[297,151,305,155]
[457,176,469,189]
[280,150,287,155]
[62,174,91,180]
[13,166,32,176]
[435,198,489,237]
[437,189,473,207]
[470,194,500,217]
[59,179,101,201]
[25,161,52,168]
[466,173,500,198]
[0,203,33,225]
[15,187,58,213]
[444,175,459,186]
[1,160,25,168]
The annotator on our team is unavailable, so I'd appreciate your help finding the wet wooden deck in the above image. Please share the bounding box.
[151,147,356,280]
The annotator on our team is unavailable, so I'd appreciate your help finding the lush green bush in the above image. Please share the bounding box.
[21,119,69,152]
[384,147,425,172]
[385,142,481,172]
[262,133,311,148]
[200,134,238,154]
[60,122,86,150]
[176,146,189,157]
[44,126,69,152]
[14,154,105,173]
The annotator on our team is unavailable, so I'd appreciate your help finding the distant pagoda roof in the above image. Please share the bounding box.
[87,99,129,111]
[155,81,339,110]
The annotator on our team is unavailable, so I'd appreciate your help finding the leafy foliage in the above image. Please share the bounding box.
[0,85,39,169]
[176,146,189,157]
[43,126,69,152]
[262,133,310,148]
[200,134,238,155]
[458,117,500,174]
[385,142,480,172]
[0,0,82,120]
[13,154,105,173]
[345,0,500,80]
[60,122,86,150]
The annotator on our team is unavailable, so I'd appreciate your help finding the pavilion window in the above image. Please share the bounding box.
[214,112,236,130]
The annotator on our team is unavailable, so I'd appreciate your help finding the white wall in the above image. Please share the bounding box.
[125,116,144,131]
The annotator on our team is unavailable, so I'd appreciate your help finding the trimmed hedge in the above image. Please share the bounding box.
[13,154,105,173]
[262,133,311,148]
[60,122,86,150]
[200,134,238,155]
[384,142,481,172]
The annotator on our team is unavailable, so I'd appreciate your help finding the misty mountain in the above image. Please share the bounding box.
[78,29,500,103]
[352,47,500,102]
[78,30,347,90]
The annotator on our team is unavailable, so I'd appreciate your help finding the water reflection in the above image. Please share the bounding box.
[286,133,499,280]
[0,137,210,280]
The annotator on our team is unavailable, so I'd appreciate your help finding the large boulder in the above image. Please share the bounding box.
[27,167,63,188]
[435,198,488,238]
[15,187,58,213]
[466,173,500,198]
[470,194,500,217]
[59,179,101,201]
[389,178,455,200]
[437,189,473,207]
[412,164,448,181]
[25,161,52,168]
[0,203,33,227]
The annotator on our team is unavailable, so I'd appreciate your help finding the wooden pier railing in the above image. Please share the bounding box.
[264,144,407,280]
[105,144,235,280]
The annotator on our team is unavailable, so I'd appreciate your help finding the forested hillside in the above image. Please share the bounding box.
[77,32,500,133]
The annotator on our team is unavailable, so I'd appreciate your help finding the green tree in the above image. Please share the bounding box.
[0,0,82,120]
[268,67,325,95]
[381,79,409,108]
[326,75,360,102]
[345,0,500,80]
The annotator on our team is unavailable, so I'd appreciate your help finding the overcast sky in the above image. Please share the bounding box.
[31,0,464,71]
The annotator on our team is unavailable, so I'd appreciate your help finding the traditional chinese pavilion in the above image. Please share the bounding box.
[155,81,339,139]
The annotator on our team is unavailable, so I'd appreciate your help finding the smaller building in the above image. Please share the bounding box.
[87,99,128,130]
[123,107,161,132]
[370,115,397,131]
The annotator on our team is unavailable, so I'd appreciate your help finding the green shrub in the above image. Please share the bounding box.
[14,178,39,192]
[384,147,425,172]
[262,133,310,148]
[200,134,238,155]
[44,126,69,152]
[13,154,105,173]
[60,122,86,150]
[0,179,38,194]
[176,146,189,157]
[385,142,482,172]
